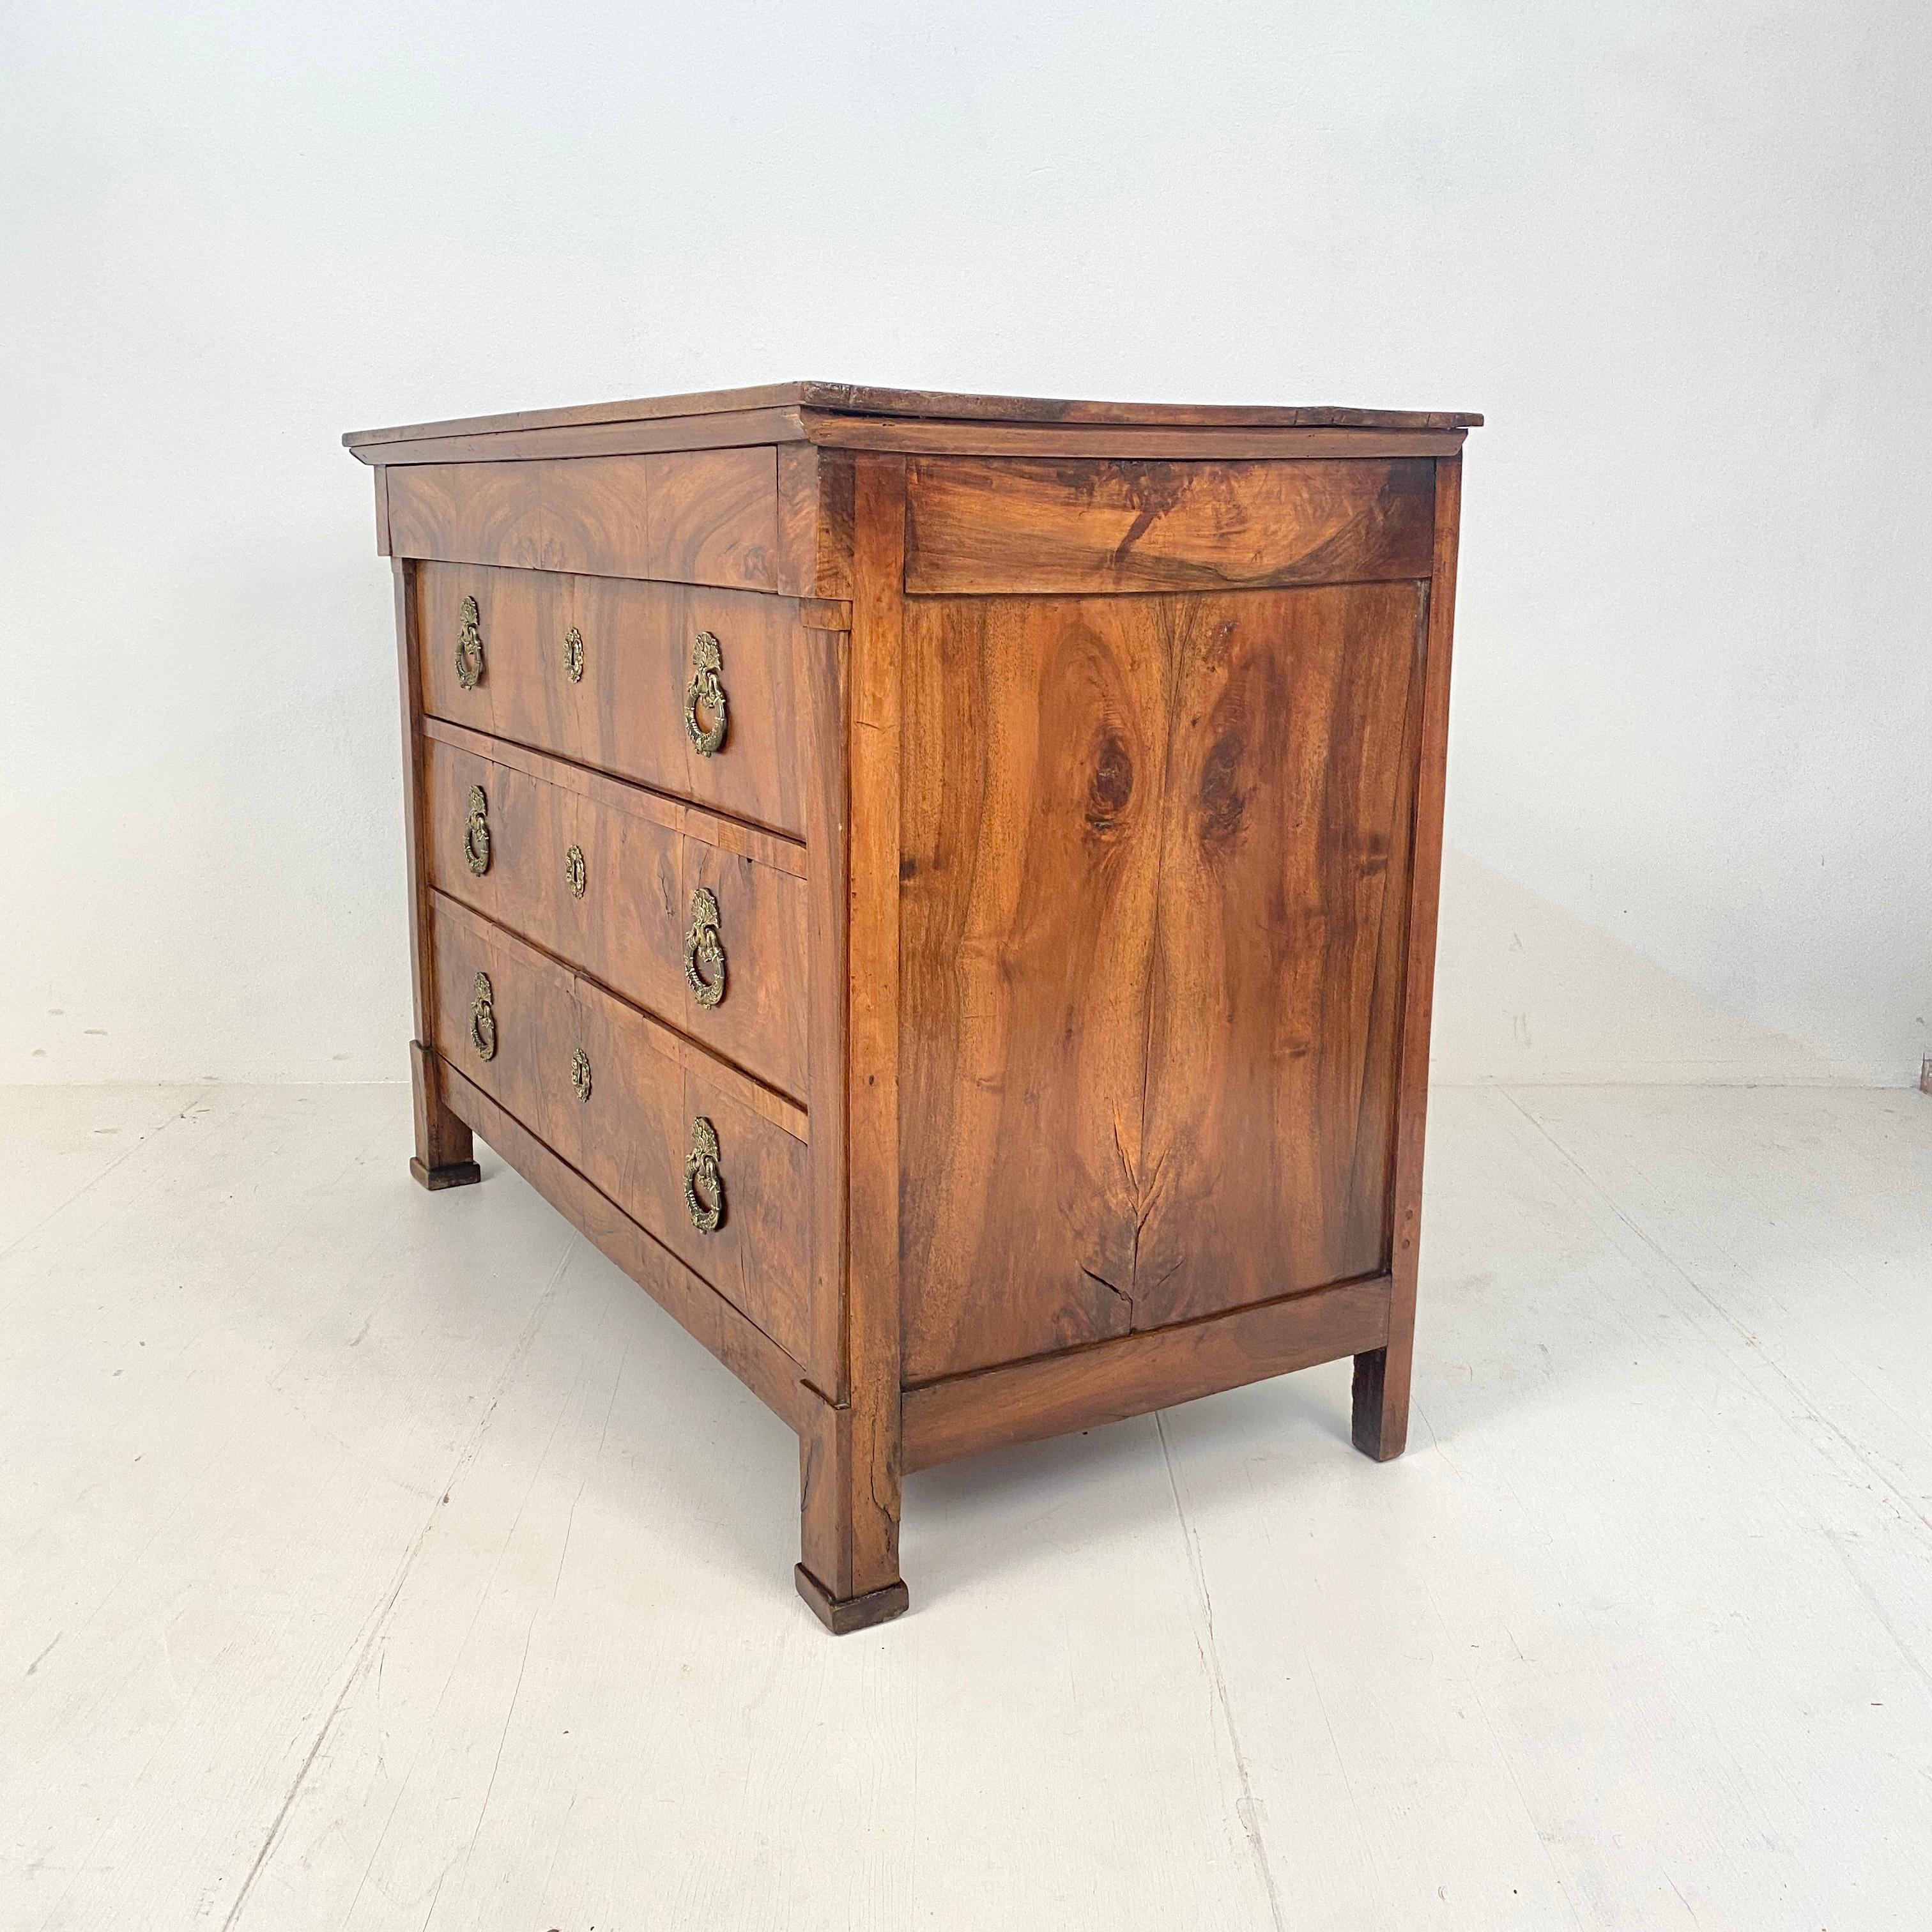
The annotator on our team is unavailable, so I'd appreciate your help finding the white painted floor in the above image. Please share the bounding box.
[1,1082,1928,1931]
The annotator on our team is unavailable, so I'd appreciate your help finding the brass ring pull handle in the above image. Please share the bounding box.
[684,886,726,1009]
[469,971,497,1061]
[685,1116,725,1232]
[464,785,491,875]
[570,1047,592,1103]
[564,843,586,898]
[562,626,584,684]
[456,595,486,691]
[685,631,727,756]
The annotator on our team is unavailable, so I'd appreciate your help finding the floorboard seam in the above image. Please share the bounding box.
[0,1092,206,1273]
[1154,1411,1288,1932]
[1498,1090,1932,1541]
[1497,1087,1932,1704]
[219,1232,583,1931]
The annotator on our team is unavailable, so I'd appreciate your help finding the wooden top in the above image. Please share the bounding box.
[343,381,1482,453]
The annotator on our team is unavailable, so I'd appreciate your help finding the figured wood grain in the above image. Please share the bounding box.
[898,583,1422,1381]
[429,895,820,1377]
[898,592,1147,1374]
[424,735,810,1102]
[902,1276,1392,1472]
[776,443,855,598]
[1131,581,1425,1328]
[415,564,818,840]
[387,448,778,589]
[903,456,1435,594]
[1354,454,1464,1462]
[436,1063,816,1434]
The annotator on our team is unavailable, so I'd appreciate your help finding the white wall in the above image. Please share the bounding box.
[4,0,1928,1087]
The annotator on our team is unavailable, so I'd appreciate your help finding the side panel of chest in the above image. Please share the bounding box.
[898,579,1425,1383]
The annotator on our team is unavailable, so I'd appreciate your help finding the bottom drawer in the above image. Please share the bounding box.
[429,893,815,1370]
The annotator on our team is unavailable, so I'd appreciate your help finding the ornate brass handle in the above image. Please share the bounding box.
[570,1047,592,1103]
[685,1116,724,1232]
[464,785,491,875]
[685,631,727,756]
[562,626,584,684]
[470,971,497,1061]
[565,843,586,898]
[456,595,486,691]
[684,886,726,1009]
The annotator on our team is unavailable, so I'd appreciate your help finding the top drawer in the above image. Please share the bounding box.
[414,563,833,841]
[387,448,780,590]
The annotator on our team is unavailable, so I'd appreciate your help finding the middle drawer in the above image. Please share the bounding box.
[424,722,809,1103]
[430,891,816,1374]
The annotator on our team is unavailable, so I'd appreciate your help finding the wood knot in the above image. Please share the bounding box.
[1197,733,1250,843]
[1086,730,1135,833]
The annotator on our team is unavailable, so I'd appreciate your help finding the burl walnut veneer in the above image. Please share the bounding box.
[346,382,1480,1634]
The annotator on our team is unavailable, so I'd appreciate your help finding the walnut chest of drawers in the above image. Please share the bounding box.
[346,382,1478,1632]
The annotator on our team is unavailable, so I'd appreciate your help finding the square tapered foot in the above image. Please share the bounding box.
[410,1157,482,1192]
[1350,1346,1409,1460]
[794,1564,909,1634]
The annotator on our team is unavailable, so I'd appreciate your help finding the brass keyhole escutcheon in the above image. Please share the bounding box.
[469,971,496,1061]
[685,631,727,756]
[686,1116,724,1232]
[456,595,486,691]
[562,626,584,684]
[684,886,726,1009]
[464,785,491,875]
[565,844,586,899]
[570,1047,592,1103]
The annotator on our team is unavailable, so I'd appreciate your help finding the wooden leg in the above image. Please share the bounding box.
[795,1395,907,1634]
[408,1040,481,1192]
[1351,1336,1411,1460]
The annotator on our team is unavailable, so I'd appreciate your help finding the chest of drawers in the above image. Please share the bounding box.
[346,383,1478,1632]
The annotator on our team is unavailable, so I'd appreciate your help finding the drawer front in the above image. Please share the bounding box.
[415,563,822,841]
[430,894,815,1370]
[387,448,780,590]
[424,730,809,1102]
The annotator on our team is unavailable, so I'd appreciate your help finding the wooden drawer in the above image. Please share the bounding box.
[414,562,827,841]
[387,447,781,590]
[429,893,815,1372]
[422,723,809,1103]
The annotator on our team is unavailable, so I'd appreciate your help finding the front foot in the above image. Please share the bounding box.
[794,1564,909,1634]
[410,1042,480,1191]
[410,1156,482,1192]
